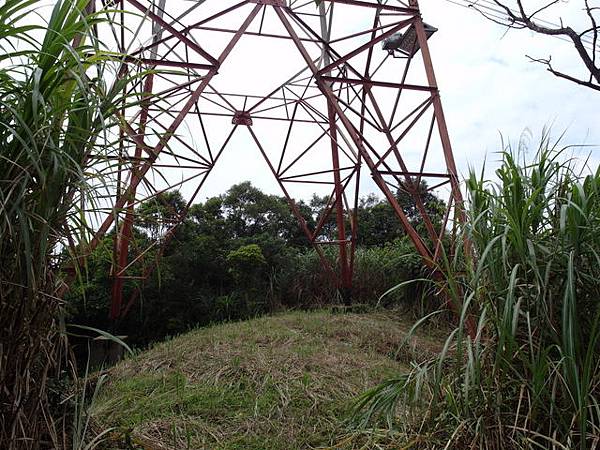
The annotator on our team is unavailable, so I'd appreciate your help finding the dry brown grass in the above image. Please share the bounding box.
[90,310,444,449]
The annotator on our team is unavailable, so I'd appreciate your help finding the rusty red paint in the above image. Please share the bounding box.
[232,111,253,126]
[249,0,286,5]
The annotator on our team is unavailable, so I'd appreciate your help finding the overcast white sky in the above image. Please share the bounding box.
[420,0,599,177]
[179,0,599,202]
[68,0,598,208]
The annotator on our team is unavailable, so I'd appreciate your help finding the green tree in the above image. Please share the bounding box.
[137,191,186,240]
[226,244,267,283]
[226,243,268,316]
[357,194,404,246]
[356,182,446,246]
[219,181,312,245]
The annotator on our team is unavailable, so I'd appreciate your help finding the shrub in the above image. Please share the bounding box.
[275,239,426,311]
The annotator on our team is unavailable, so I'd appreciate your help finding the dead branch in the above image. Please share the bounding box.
[468,0,600,91]
[526,55,600,91]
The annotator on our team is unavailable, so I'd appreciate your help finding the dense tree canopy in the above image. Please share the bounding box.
[69,181,443,347]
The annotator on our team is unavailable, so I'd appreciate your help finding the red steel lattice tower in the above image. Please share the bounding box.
[85,0,467,318]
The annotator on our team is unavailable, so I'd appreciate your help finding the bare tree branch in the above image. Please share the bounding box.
[584,0,598,81]
[467,3,527,28]
[467,0,600,91]
[529,0,560,19]
[527,55,600,91]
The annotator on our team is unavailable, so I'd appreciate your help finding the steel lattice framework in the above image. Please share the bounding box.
[87,0,466,319]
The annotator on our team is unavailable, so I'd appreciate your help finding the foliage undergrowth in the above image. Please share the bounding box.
[351,134,600,449]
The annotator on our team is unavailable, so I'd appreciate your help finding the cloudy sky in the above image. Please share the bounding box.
[86,0,598,207]
[176,0,598,202]
[419,0,599,177]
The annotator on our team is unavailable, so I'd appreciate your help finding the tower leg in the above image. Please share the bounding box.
[105,3,263,319]
[328,104,353,306]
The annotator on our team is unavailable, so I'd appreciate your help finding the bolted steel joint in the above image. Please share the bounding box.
[232,111,253,126]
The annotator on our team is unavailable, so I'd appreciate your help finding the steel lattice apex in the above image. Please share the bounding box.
[86,0,467,319]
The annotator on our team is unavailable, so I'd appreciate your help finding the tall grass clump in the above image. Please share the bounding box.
[0,1,135,447]
[352,133,600,449]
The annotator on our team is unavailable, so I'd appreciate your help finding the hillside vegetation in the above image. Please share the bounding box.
[92,310,444,449]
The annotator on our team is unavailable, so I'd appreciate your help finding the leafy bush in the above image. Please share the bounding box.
[227,244,267,282]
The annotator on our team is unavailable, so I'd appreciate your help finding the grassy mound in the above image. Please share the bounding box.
[92,310,442,449]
